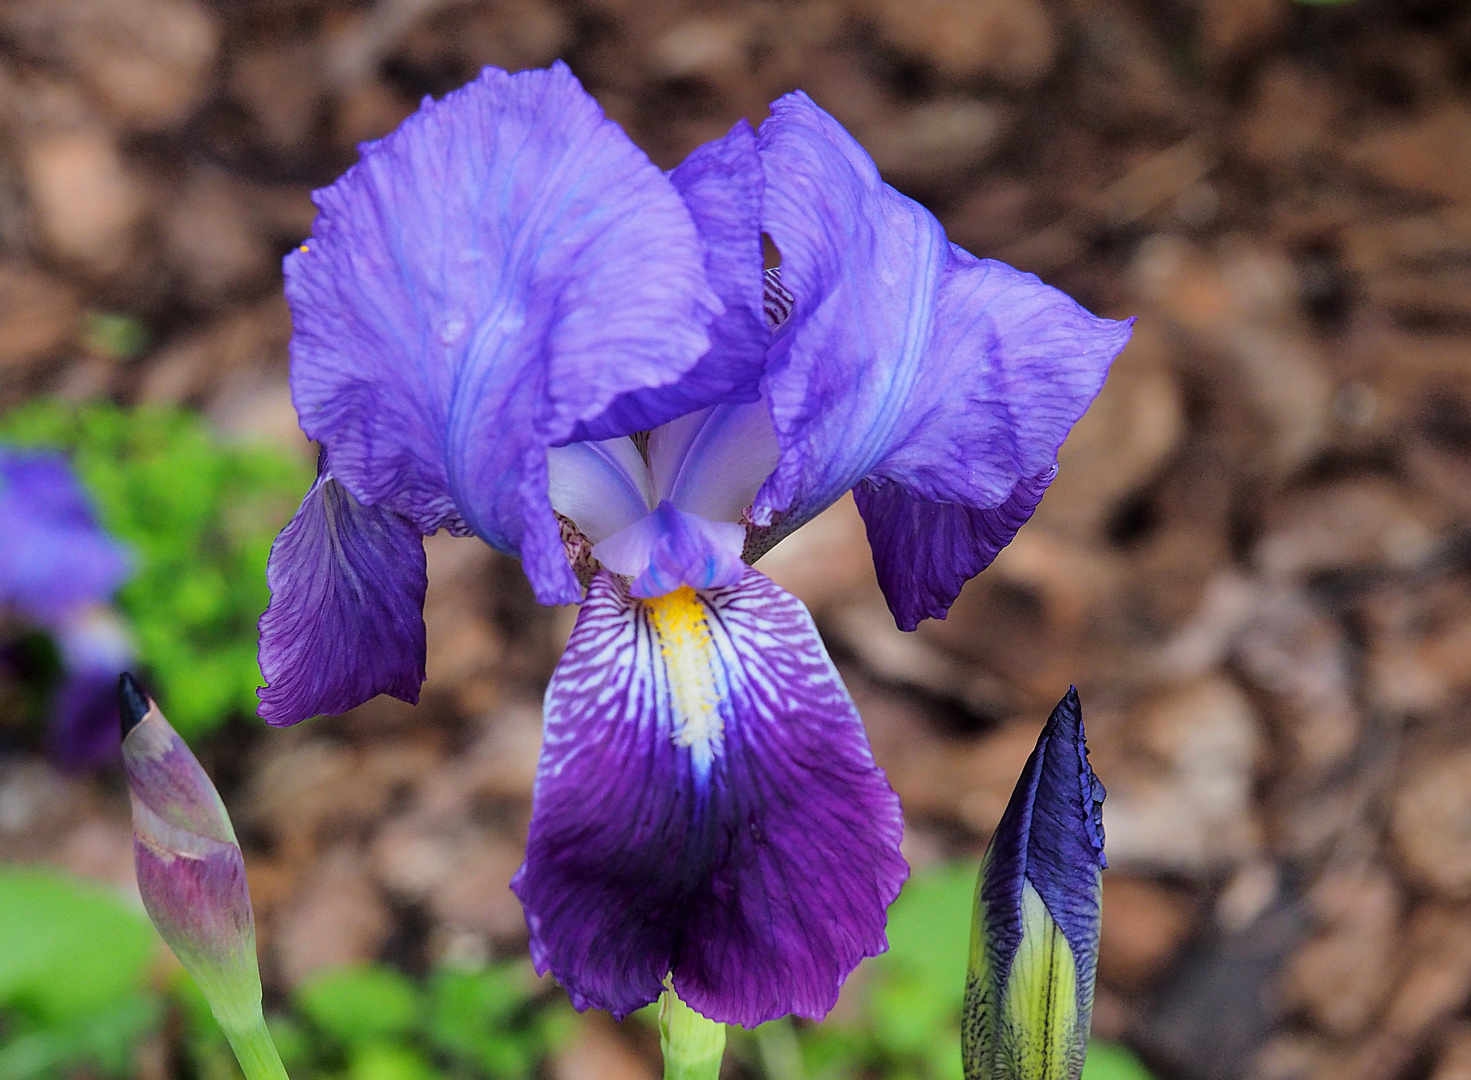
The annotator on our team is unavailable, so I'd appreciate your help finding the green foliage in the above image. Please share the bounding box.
[1082,1040,1156,1080]
[0,867,157,1022]
[297,966,421,1045]
[0,861,1152,1080]
[180,960,573,1080]
[0,399,312,739]
[0,867,162,1080]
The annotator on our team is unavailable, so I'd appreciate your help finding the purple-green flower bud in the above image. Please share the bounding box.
[963,688,1106,1080]
[120,674,264,1034]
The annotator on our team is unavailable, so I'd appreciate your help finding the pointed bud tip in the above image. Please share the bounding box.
[118,672,150,739]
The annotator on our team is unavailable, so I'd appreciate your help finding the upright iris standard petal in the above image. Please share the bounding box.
[0,450,131,625]
[257,466,427,727]
[511,569,907,1028]
[753,94,1132,623]
[285,61,721,606]
[577,120,769,439]
[964,688,1106,1080]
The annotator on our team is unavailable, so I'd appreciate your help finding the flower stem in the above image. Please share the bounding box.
[221,1013,290,1080]
[659,987,726,1080]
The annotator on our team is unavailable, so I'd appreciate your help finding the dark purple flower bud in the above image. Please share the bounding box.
[964,688,1106,1080]
[120,675,264,1032]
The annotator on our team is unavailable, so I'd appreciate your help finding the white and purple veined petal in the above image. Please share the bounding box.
[511,569,907,1027]
[751,94,1134,628]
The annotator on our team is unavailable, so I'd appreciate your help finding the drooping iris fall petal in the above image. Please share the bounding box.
[511,569,907,1026]
[257,464,427,727]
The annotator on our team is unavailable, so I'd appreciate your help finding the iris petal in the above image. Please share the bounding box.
[575,120,769,442]
[511,569,907,1026]
[753,94,1132,622]
[592,500,745,596]
[48,608,134,770]
[854,468,1054,632]
[547,438,653,544]
[648,399,779,523]
[285,62,720,604]
[257,468,427,726]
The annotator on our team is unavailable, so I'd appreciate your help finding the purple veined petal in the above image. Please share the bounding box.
[257,466,427,726]
[573,120,769,442]
[47,606,135,771]
[547,438,654,544]
[592,500,745,596]
[751,91,947,534]
[0,450,132,626]
[286,62,721,605]
[511,569,907,1026]
[854,468,1054,632]
[980,687,1105,990]
[647,399,780,525]
[752,94,1132,622]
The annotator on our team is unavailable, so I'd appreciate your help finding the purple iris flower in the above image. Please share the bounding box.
[258,63,1132,1026]
[0,450,134,768]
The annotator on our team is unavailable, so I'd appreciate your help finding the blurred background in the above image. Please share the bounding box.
[3,0,1471,1078]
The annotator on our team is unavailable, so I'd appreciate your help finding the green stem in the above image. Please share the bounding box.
[659,987,726,1080]
[221,1013,290,1080]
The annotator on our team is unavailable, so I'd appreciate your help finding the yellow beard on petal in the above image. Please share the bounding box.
[644,586,725,771]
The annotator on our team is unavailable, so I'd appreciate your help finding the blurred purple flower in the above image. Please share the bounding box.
[0,449,134,768]
[259,63,1132,1025]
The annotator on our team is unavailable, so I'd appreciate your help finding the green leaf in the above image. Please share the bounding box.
[348,1042,442,1080]
[866,863,975,1057]
[1083,1041,1155,1080]
[426,963,557,1080]
[0,867,157,1022]
[0,991,161,1079]
[296,966,422,1047]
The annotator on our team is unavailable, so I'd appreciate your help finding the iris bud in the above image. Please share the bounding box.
[963,688,1106,1080]
[120,674,285,1080]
